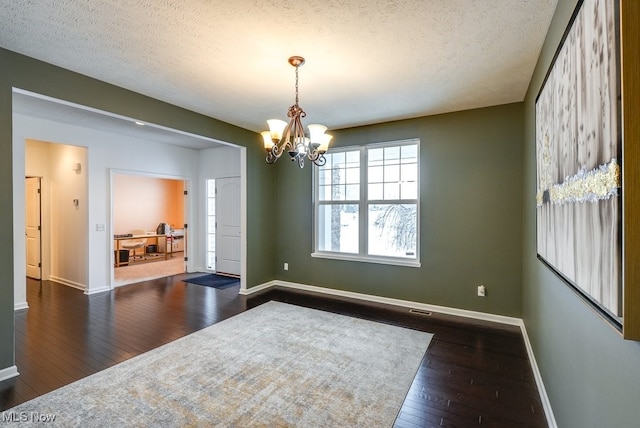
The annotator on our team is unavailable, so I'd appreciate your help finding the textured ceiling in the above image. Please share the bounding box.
[0,0,558,134]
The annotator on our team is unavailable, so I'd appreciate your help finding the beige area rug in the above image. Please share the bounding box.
[114,254,184,286]
[2,301,432,427]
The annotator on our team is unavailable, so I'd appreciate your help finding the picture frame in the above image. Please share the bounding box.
[535,0,622,327]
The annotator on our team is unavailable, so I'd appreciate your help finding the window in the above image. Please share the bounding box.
[206,179,216,270]
[313,139,420,267]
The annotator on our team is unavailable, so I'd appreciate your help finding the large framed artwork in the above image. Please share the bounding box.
[535,0,622,326]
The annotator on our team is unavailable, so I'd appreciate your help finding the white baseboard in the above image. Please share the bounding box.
[239,280,276,295]
[85,286,111,295]
[258,280,522,325]
[0,365,19,382]
[14,302,29,311]
[519,322,557,428]
[49,276,86,292]
[243,279,555,426]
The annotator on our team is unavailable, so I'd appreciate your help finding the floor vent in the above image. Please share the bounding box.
[409,308,432,316]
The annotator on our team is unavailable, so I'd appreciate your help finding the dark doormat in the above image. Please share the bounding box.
[182,273,239,289]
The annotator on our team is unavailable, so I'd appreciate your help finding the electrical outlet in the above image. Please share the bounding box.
[477,285,486,297]
[284,262,289,271]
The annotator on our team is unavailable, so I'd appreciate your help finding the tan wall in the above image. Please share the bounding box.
[113,174,184,235]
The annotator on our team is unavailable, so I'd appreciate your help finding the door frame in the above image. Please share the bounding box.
[109,169,191,288]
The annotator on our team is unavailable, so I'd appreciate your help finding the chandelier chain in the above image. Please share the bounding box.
[295,65,299,107]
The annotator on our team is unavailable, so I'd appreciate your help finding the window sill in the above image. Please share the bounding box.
[311,252,421,268]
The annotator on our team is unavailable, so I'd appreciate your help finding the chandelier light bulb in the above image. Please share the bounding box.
[261,131,275,150]
[267,119,287,141]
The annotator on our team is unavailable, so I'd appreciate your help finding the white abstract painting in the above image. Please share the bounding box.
[535,0,621,318]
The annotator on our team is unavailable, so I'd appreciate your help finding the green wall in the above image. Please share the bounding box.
[522,1,640,426]
[274,103,524,317]
[0,48,276,371]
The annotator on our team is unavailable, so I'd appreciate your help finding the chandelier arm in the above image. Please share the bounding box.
[282,120,295,153]
[312,154,326,167]
[266,152,278,164]
[271,118,295,159]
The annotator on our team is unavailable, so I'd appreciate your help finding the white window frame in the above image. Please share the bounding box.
[312,138,420,267]
[205,178,216,271]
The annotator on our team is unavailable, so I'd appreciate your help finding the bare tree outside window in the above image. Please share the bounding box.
[372,204,417,255]
[330,165,342,251]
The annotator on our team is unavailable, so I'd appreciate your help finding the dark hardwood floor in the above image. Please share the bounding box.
[1,275,548,427]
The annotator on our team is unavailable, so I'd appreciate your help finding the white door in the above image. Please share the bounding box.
[25,177,42,280]
[216,177,241,276]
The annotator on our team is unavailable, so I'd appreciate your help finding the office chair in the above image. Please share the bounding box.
[120,229,148,262]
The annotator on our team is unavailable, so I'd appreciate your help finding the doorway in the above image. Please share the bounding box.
[24,140,88,292]
[112,173,188,287]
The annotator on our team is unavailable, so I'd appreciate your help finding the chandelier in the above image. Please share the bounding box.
[261,56,332,168]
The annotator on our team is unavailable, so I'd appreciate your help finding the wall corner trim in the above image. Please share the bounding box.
[239,281,276,295]
[518,322,557,428]
[243,279,556,426]
[0,366,19,382]
[14,302,29,311]
[84,286,111,296]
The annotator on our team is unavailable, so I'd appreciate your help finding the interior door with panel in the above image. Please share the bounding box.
[215,177,241,276]
[25,176,42,280]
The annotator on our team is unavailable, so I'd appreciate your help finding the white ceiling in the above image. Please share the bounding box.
[1,0,557,141]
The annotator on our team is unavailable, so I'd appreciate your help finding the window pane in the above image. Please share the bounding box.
[332,166,346,185]
[207,234,216,252]
[319,184,332,201]
[206,252,216,269]
[401,145,418,162]
[317,204,359,253]
[346,150,360,166]
[401,163,417,182]
[368,183,383,200]
[368,204,417,258]
[368,148,384,166]
[332,151,345,166]
[207,216,216,231]
[385,146,400,161]
[207,198,216,213]
[346,167,359,184]
[401,182,418,199]
[207,179,216,197]
[319,170,331,185]
[368,166,383,183]
[345,184,359,200]
[384,182,400,200]
[385,164,400,182]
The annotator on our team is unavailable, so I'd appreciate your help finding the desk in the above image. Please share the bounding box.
[114,234,172,267]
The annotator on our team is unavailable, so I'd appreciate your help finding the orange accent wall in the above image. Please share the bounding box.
[114,174,184,235]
